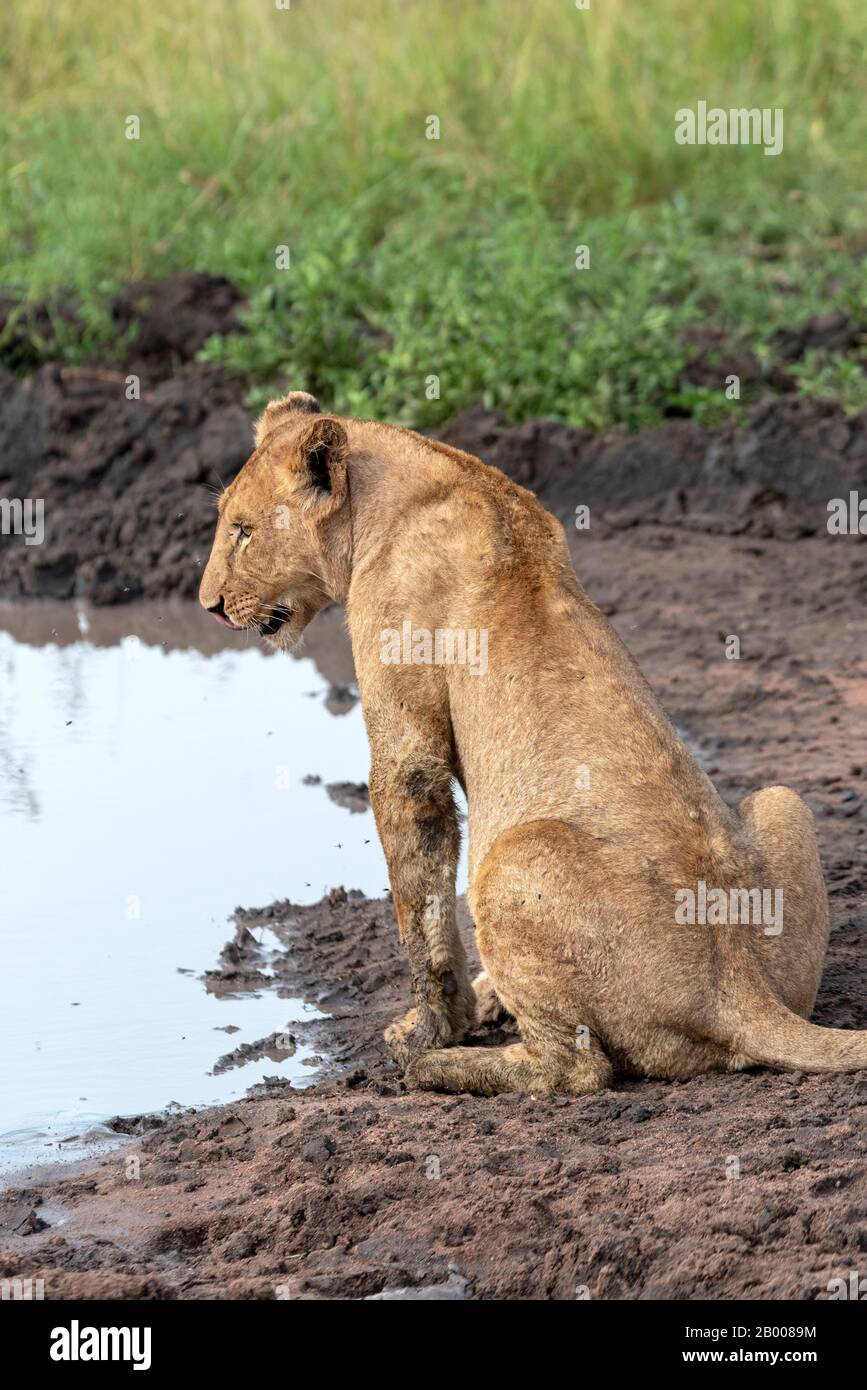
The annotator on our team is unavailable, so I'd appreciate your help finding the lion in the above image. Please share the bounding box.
[199,390,866,1094]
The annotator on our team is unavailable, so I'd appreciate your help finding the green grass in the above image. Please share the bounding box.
[2,0,866,427]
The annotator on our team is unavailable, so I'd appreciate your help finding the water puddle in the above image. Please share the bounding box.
[0,600,389,1179]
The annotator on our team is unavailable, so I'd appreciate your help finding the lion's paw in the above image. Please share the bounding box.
[384,1004,461,1068]
[383,1007,420,1067]
[404,1049,453,1092]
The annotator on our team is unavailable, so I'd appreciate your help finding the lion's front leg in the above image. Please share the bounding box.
[368,747,475,1067]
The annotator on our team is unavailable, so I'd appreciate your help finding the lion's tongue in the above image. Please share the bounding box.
[212,610,242,630]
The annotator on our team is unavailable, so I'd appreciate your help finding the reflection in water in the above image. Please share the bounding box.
[0,642,40,818]
[0,602,385,1178]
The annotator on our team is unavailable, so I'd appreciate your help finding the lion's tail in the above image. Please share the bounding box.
[728,991,867,1073]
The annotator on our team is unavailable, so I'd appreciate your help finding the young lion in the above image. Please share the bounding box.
[200,391,866,1094]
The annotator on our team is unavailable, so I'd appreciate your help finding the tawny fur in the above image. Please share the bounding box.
[199,392,866,1096]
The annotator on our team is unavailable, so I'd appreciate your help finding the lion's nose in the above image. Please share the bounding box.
[206,595,241,629]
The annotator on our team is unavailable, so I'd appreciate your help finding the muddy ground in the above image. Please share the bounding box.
[1,274,866,604]
[0,276,865,1299]
[1,526,865,1300]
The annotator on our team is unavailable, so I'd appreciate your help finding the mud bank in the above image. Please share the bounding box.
[1,269,866,604]
[1,525,864,1299]
[1,276,864,1297]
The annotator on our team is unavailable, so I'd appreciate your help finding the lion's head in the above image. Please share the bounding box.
[199,391,352,650]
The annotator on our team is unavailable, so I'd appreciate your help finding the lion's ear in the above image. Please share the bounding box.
[296,416,349,507]
[254,390,321,447]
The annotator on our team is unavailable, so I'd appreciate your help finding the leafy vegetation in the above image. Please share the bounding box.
[2,0,865,427]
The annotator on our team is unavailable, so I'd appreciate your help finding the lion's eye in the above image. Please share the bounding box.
[232,523,252,544]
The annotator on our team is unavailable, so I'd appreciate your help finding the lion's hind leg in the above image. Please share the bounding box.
[405,1038,612,1096]
[739,785,830,1018]
[407,820,615,1096]
[471,970,511,1025]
